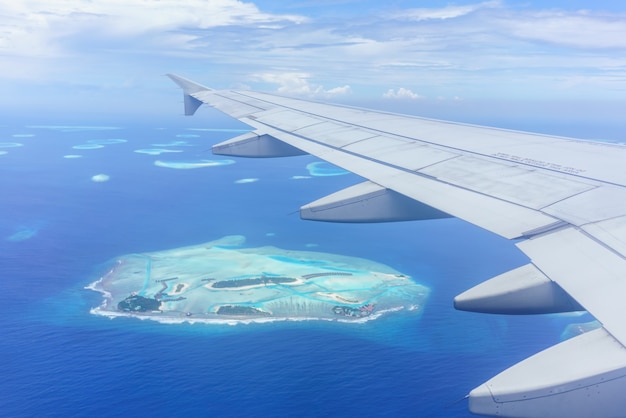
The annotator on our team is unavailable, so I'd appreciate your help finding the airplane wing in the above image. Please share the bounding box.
[167,73,626,418]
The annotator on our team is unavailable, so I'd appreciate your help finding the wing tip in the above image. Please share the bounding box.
[167,73,212,116]
[166,73,212,94]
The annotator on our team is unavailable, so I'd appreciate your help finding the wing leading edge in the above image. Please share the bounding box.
[167,73,626,417]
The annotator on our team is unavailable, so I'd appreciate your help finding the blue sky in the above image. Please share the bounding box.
[1,1,625,129]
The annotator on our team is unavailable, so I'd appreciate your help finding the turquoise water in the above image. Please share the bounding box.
[0,116,593,417]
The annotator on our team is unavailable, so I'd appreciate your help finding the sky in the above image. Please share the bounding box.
[1,0,625,132]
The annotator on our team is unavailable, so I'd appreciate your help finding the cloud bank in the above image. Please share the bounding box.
[1,0,625,113]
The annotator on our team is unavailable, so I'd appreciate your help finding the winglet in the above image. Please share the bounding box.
[166,73,212,116]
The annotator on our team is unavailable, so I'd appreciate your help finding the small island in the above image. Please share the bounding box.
[87,235,428,324]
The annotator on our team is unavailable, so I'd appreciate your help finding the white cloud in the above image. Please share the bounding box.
[383,88,423,100]
[324,85,352,96]
[1,0,626,111]
[0,0,306,57]
[252,72,351,97]
[497,11,626,49]
[398,0,501,21]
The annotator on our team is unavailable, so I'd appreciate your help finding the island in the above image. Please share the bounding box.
[87,235,429,324]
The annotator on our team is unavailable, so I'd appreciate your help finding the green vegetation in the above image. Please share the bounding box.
[212,276,296,289]
[117,295,161,312]
[216,305,271,316]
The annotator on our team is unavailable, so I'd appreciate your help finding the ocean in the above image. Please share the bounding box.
[0,111,592,417]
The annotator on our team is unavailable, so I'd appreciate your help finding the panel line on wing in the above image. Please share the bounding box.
[228,90,626,188]
[246,116,593,217]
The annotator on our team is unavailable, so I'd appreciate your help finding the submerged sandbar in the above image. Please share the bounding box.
[88,236,428,324]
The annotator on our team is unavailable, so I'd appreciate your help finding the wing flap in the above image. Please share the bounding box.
[582,215,626,258]
[543,186,626,226]
[518,227,626,345]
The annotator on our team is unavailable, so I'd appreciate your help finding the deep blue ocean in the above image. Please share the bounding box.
[0,111,593,417]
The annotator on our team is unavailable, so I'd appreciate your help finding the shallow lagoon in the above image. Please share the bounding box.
[89,235,428,324]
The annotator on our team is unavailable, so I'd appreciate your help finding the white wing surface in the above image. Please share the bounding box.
[168,74,626,418]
